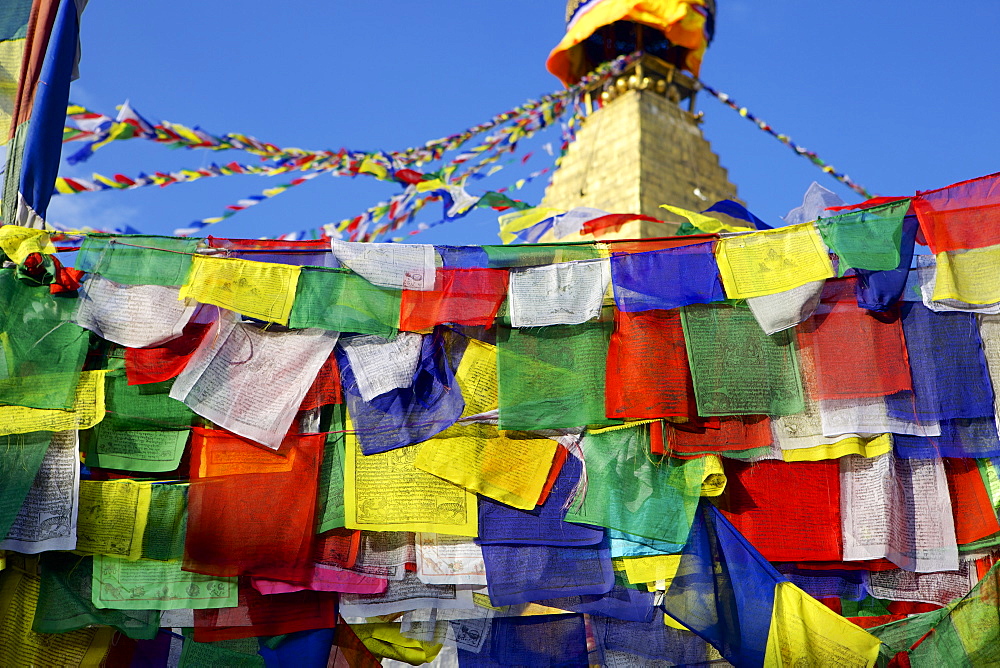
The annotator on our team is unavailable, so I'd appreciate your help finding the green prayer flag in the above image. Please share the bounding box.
[142,484,187,562]
[0,269,90,410]
[34,553,159,639]
[681,303,804,416]
[92,553,237,610]
[83,426,189,473]
[815,199,909,276]
[565,425,704,546]
[497,316,613,430]
[0,432,53,539]
[290,266,400,338]
[101,372,196,432]
[483,243,601,269]
[75,234,200,286]
[179,628,265,667]
[316,406,347,533]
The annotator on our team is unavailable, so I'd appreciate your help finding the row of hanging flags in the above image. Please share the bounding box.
[3,165,1000,665]
[50,53,641,244]
[50,51,875,244]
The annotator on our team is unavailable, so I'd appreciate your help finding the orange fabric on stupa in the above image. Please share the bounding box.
[547,0,712,85]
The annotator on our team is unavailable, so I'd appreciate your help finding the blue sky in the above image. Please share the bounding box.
[53,1,1000,245]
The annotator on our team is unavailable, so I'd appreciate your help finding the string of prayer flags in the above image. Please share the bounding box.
[715,223,835,299]
[17,162,1000,664]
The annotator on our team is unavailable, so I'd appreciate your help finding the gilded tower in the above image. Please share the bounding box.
[540,0,741,240]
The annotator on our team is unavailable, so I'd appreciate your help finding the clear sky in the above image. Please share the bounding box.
[53,1,1000,245]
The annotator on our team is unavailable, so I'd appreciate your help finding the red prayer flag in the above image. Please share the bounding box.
[399,268,508,331]
[184,428,324,583]
[944,457,1000,544]
[606,308,697,420]
[125,321,211,385]
[912,171,1000,253]
[193,584,337,642]
[796,278,912,401]
[720,459,842,562]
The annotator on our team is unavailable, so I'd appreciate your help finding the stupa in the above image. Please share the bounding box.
[540,0,742,240]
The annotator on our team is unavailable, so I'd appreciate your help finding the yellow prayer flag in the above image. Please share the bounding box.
[455,339,499,416]
[0,225,55,264]
[178,254,300,325]
[782,434,891,463]
[620,554,682,586]
[0,567,113,666]
[715,223,835,299]
[353,623,443,665]
[660,204,752,234]
[414,424,557,510]
[75,479,152,561]
[932,245,1000,305]
[497,207,562,244]
[700,454,727,496]
[358,156,389,180]
[344,413,478,537]
[0,370,107,436]
[763,581,880,667]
